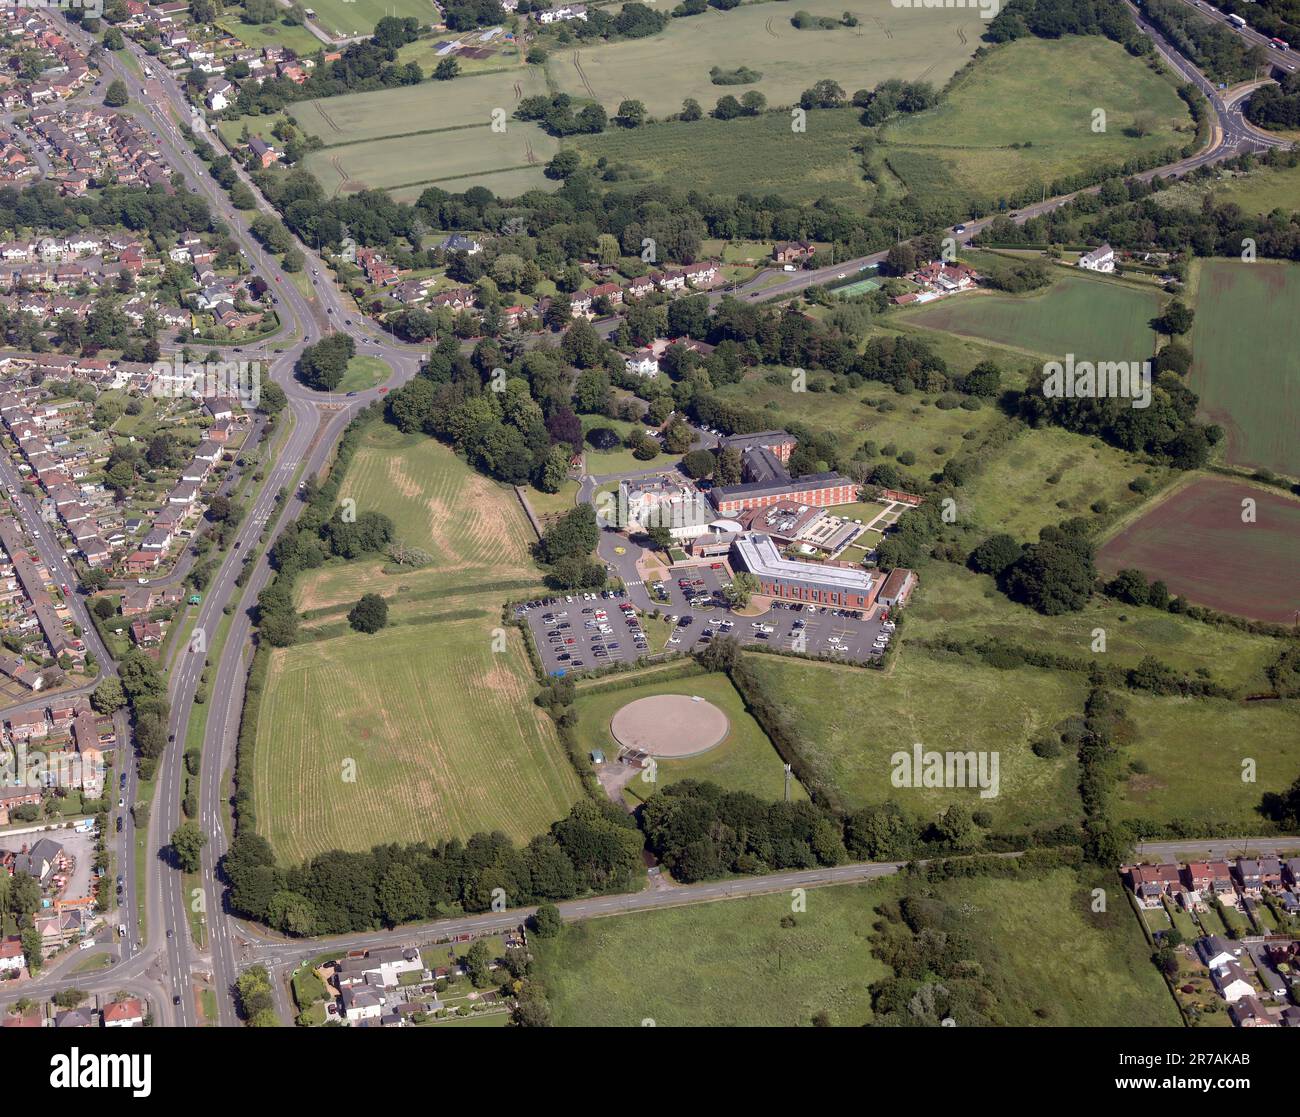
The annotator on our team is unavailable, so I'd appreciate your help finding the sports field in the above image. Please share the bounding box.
[961,425,1169,543]
[1189,259,1300,477]
[743,652,1087,833]
[252,603,582,863]
[905,564,1284,695]
[900,273,1162,365]
[1097,476,1300,624]
[292,423,539,610]
[572,671,806,803]
[549,0,982,119]
[882,36,1192,207]
[533,868,1177,1027]
[1115,691,1300,831]
[301,0,437,40]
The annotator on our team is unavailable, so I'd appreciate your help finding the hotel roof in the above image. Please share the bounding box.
[733,532,878,594]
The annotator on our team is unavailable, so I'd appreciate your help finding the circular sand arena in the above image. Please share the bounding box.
[610,694,730,758]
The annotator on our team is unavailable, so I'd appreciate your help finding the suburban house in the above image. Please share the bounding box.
[1210,962,1256,1004]
[101,998,146,1027]
[1077,243,1115,273]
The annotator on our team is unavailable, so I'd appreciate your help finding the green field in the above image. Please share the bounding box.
[305,121,558,198]
[336,355,391,393]
[572,671,806,804]
[1155,158,1300,216]
[1116,691,1300,831]
[882,36,1192,208]
[900,272,1162,365]
[960,425,1170,542]
[712,367,1004,478]
[1189,259,1300,477]
[534,868,1178,1027]
[290,67,549,142]
[905,564,1284,696]
[548,0,982,119]
[289,67,556,196]
[575,108,886,206]
[302,0,437,39]
[216,18,322,56]
[253,603,582,863]
[743,652,1086,832]
[293,423,539,610]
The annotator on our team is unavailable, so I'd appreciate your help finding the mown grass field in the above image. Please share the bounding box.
[1189,259,1300,477]
[217,18,321,56]
[881,36,1192,208]
[743,652,1086,832]
[290,67,549,143]
[1116,692,1300,831]
[549,0,982,119]
[1096,476,1300,624]
[575,108,885,205]
[336,355,391,393]
[534,868,1177,1027]
[571,672,806,804]
[899,272,1162,365]
[292,423,539,611]
[253,602,581,863]
[905,564,1284,695]
[960,425,1170,543]
[301,0,437,39]
[304,122,558,198]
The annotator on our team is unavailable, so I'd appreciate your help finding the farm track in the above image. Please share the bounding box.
[765,16,778,36]
[314,121,487,150]
[314,100,343,135]
[957,27,968,45]
[384,164,539,191]
[572,50,597,99]
[873,16,893,39]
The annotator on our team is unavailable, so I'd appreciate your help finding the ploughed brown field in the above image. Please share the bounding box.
[1097,477,1300,624]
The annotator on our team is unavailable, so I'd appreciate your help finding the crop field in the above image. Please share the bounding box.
[743,652,1086,833]
[905,565,1284,696]
[1189,260,1300,477]
[960,425,1170,543]
[300,0,437,40]
[575,108,885,205]
[534,868,1176,1027]
[292,423,539,611]
[1097,476,1300,624]
[572,672,806,804]
[881,36,1192,208]
[252,607,582,863]
[899,273,1162,365]
[1116,691,1300,831]
[549,0,982,119]
[304,122,558,197]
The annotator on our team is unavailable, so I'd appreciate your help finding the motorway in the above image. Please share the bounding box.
[0,12,1294,1026]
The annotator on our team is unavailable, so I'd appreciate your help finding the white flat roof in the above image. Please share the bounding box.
[733,532,877,593]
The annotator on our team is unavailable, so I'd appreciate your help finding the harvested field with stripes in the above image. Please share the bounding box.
[293,424,539,611]
[253,607,582,863]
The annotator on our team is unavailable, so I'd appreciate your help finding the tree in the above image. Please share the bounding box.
[530,901,562,937]
[347,593,389,634]
[434,57,460,80]
[171,821,207,872]
[91,678,126,714]
[724,571,761,608]
[967,534,1021,578]
[681,448,716,479]
[1155,299,1194,336]
[104,79,129,107]
[615,99,646,127]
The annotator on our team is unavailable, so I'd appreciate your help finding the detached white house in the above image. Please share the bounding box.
[1210,962,1256,1004]
[625,347,659,377]
[1077,243,1115,273]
